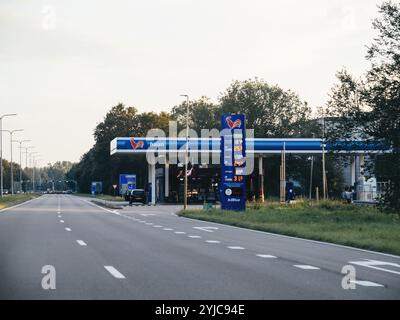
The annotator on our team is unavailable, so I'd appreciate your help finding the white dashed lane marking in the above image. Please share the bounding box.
[65,228,72,232]
[154,225,163,228]
[228,246,245,250]
[60,220,64,223]
[175,232,186,234]
[76,240,87,246]
[104,266,126,279]
[257,254,277,259]
[163,228,173,231]
[350,280,384,287]
[294,265,320,270]
[188,235,201,239]
[206,240,221,244]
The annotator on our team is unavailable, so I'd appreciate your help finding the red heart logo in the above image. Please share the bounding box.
[130,139,144,150]
[226,117,242,129]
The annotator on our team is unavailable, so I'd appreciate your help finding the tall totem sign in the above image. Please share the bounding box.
[220,114,246,211]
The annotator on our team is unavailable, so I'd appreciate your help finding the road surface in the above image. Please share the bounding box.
[0,194,399,300]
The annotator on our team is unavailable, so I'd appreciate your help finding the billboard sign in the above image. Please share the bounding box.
[91,181,103,195]
[119,174,137,195]
[220,114,246,211]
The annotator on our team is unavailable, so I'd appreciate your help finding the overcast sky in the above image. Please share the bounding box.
[0,0,382,165]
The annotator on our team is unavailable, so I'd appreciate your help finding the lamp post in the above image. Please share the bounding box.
[13,140,31,193]
[32,157,42,192]
[180,94,189,210]
[0,113,17,197]
[22,146,35,191]
[29,152,39,193]
[1,129,24,195]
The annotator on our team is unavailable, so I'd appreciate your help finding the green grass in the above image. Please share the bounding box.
[178,201,400,256]
[74,193,126,202]
[0,194,41,210]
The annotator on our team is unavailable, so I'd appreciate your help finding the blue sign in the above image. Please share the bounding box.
[91,181,103,195]
[119,174,137,195]
[111,137,390,155]
[220,114,246,211]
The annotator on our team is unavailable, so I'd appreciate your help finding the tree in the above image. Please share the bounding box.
[171,96,221,133]
[69,103,172,193]
[219,78,312,137]
[365,1,400,211]
[326,1,400,211]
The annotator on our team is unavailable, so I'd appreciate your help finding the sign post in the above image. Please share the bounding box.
[220,114,246,211]
[119,174,137,196]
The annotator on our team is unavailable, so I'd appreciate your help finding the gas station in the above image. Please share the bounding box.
[110,121,390,206]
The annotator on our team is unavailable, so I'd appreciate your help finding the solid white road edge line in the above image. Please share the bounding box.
[0,196,42,213]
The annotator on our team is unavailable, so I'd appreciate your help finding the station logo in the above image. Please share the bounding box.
[130,139,144,150]
[226,117,242,129]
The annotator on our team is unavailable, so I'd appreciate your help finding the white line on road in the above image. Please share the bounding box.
[257,254,277,259]
[228,246,245,250]
[349,259,400,275]
[65,228,72,232]
[193,226,219,233]
[350,280,384,287]
[206,240,221,244]
[163,228,173,231]
[0,196,41,213]
[145,223,153,225]
[293,265,320,270]
[154,225,163,228]
[104,266,126,279]
[175,232,186,234]
[60,220,64,223]
[188,235,201,239]
[76,240,87,246]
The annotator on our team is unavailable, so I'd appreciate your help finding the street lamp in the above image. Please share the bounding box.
[33,157,42,192]
[1,129,24,195]
[29,152,39,193]
[0,113,17,197]
[13,140,31,193]
[180,94,189,210]
[23,146,35,169]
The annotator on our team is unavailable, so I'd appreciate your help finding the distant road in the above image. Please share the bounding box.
[0,195,399,299]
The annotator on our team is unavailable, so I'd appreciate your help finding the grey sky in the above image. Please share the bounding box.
[1,0,381,164]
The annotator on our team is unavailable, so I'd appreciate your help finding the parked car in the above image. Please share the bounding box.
[125,189,146,205]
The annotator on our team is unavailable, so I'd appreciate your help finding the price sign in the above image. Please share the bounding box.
[220,114,246,211]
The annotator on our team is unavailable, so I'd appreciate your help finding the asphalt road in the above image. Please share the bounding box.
[0,194,399,300]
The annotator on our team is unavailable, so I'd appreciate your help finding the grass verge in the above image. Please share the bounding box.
[178,201,400,256]
[0,194,41,210]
